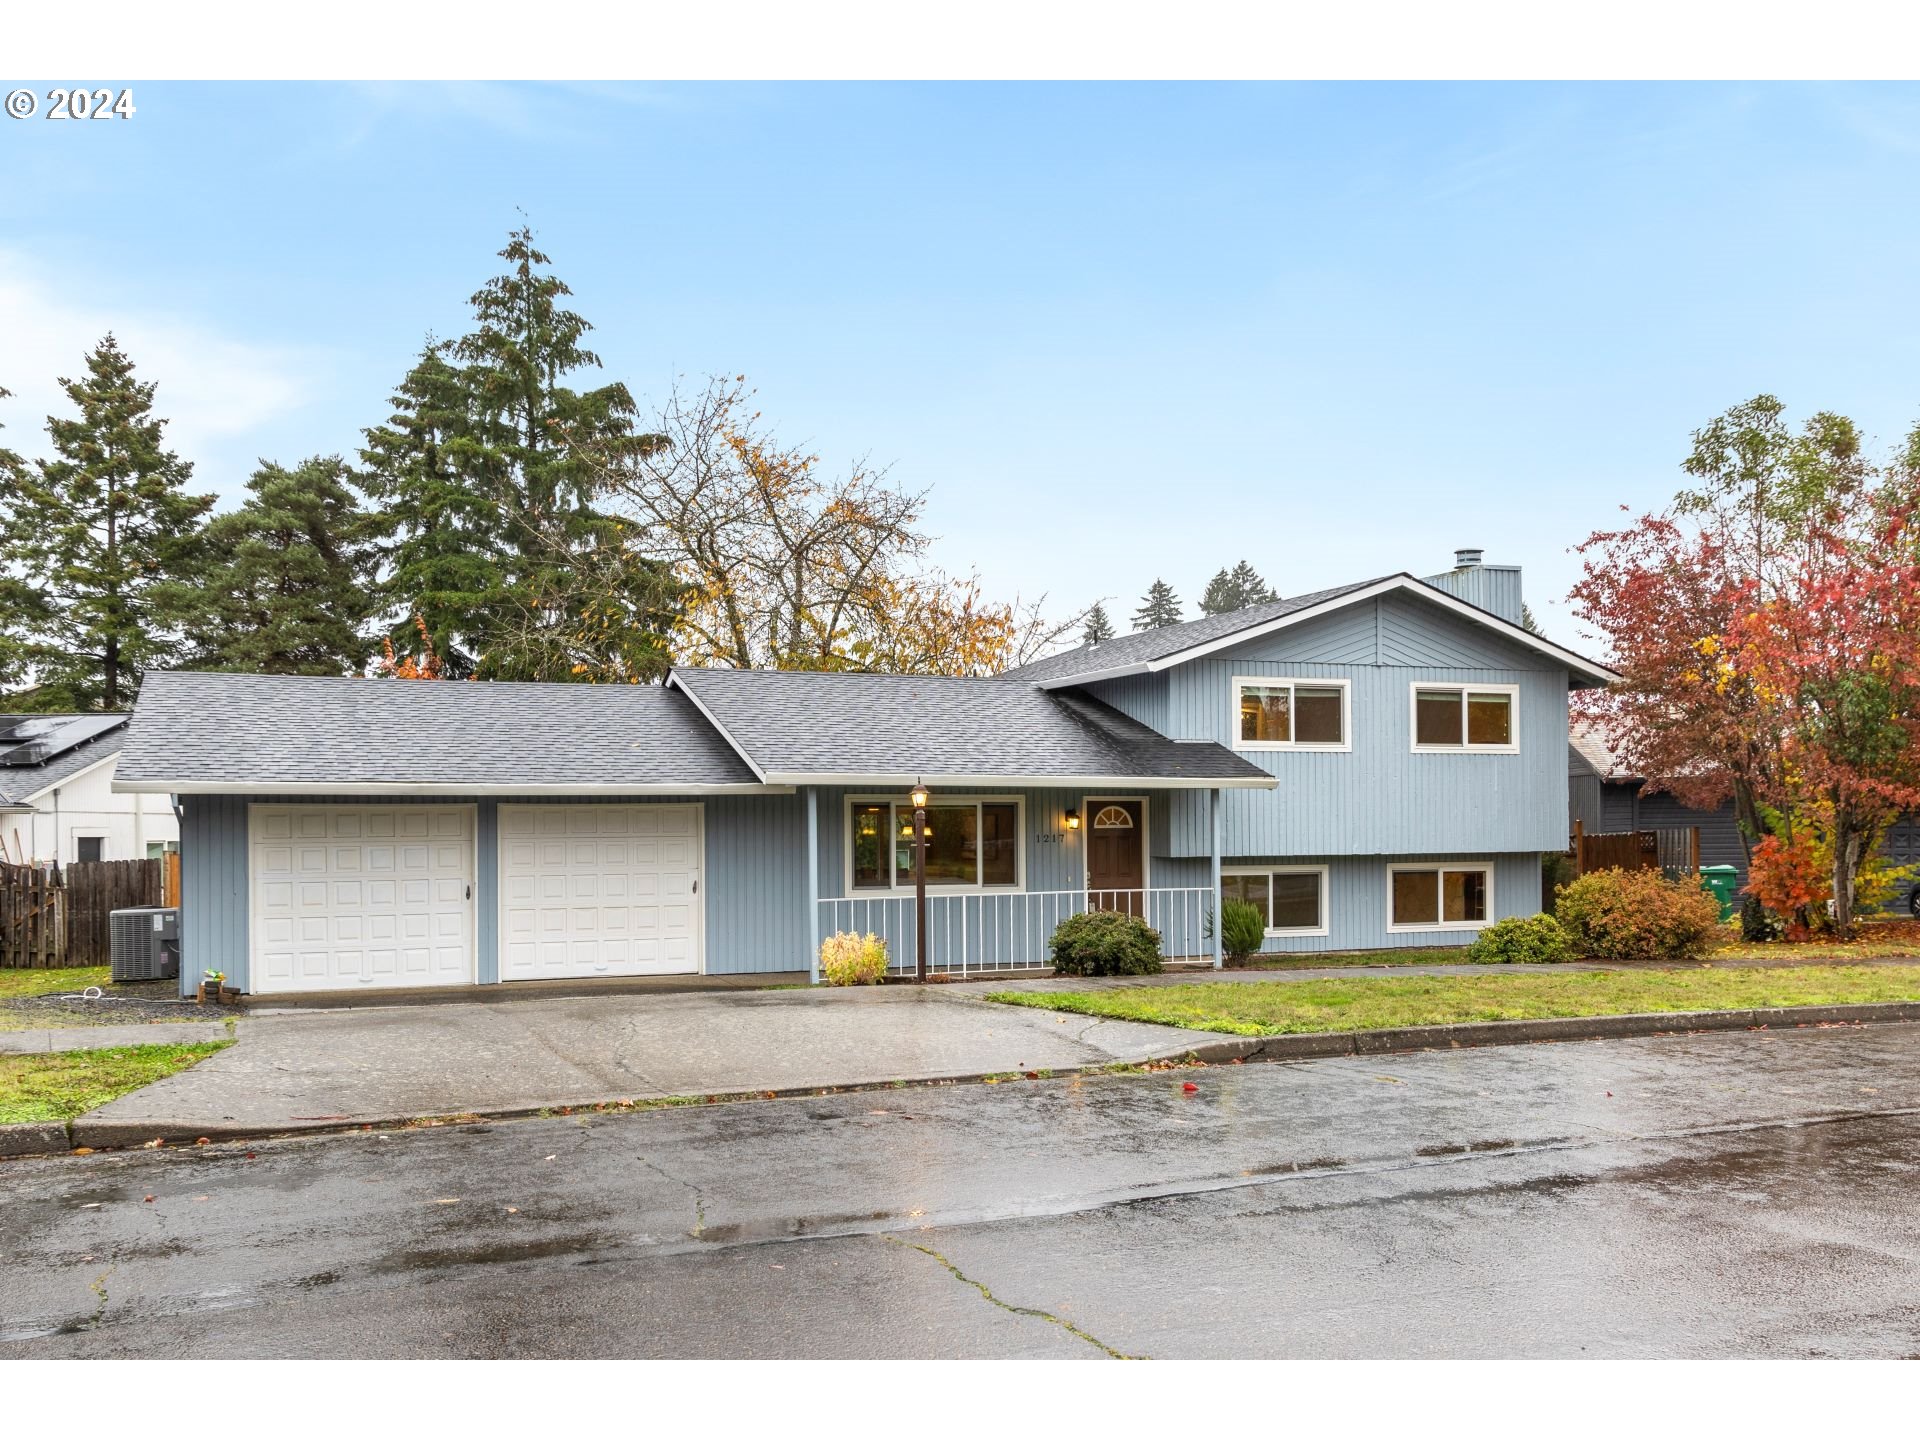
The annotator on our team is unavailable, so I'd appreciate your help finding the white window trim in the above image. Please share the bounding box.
[1408,682,1520,754]
[1222,863,1331,937]
[845,793,1026,895]
[1386,862,1496,932]
[1232,675,1353,752]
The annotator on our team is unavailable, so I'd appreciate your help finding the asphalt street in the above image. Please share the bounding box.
[5,1023,1920,1358]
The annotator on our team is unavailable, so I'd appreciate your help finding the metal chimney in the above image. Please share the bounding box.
[1454,547,1484,569]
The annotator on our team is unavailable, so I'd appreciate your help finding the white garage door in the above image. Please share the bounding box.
[499,804,703,980]
[251,805,474,994]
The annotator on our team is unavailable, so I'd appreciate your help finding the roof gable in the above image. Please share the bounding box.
[1001,575,1618,689]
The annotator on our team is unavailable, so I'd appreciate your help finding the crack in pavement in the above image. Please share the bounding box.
[881,1235,1144,1359]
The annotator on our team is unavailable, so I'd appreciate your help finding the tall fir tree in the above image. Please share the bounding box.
[1080,602,1116,645]
[1132,579,1182,631]
[0,337,213,709]
[1199,560,1278,615]
[363,227,684,681]
[156,456,382,675]
[0,387,37,692]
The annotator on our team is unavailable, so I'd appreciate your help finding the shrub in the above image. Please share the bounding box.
[819,931,889,986]
[1219,900,1267,963]
[1554,867,1724,963]
[1745,834,1828,938]
[1049,910,1164,977]
[1465,913,1575,965]
[1540,852,1577,915]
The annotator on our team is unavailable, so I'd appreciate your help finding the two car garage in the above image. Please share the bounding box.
[248,803,705,995]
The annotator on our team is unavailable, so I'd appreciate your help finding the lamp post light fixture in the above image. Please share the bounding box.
[910,782,930,982]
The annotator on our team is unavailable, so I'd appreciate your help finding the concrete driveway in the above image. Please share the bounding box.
[73,985,1216,1143]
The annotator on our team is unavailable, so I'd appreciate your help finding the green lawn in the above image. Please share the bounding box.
[0,1041,230,1125]
[0,966,111,1000]
[986,966,1920,1037]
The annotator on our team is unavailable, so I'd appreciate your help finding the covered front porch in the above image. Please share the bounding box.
[800,783,1229,980]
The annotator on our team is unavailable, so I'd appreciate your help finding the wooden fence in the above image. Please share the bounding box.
[1567,821,1703,879]
[0,858,166,968]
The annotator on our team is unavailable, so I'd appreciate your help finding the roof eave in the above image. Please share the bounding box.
[112,780,792,797]
[760,770,1277,790]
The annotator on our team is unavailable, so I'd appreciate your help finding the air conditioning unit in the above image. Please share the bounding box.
[110,906,180,983]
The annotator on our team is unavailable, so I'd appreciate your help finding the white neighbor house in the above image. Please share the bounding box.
[0,715,178,866]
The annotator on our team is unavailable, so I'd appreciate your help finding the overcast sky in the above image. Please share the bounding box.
[4,81,1918,647]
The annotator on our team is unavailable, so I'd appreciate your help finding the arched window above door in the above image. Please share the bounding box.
[1092,805,1135,830]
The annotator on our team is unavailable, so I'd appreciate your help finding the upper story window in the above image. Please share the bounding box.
[1410,683,1518,752]
[1233,676,1350,751]
[849,798,1021,891]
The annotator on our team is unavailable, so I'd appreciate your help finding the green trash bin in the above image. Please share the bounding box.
[1699,864,1740,921]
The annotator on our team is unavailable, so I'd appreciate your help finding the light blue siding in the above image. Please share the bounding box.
[1081,673,1169,733]
[1160,593,1570,857]
[1419,564,1525,626]
[1227,852,1542,954]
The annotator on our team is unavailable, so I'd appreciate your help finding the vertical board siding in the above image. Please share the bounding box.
[1417,566,1525,626]
[1161,595,1569,857]
[1081,673,1169,734]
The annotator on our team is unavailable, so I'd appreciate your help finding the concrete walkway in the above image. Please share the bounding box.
[0,1021,231,1054]
[71,986,1217,1144]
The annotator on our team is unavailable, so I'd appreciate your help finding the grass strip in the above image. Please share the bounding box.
[0,1041,231,1124]
[986,965,1920,1037]
[0,966,113,1001]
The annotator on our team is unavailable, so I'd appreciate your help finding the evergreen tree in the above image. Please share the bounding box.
[1228,559,1278,606]
[1081,602,1116,645]
[0,337,213,709]
[0,387,38,692]
[1520,601,1544,636]
[1132,579,1182,631]
[363,227,683,681]
[157,456,382,675]
[1199,560,1278,616]
[1197,567,1237,616]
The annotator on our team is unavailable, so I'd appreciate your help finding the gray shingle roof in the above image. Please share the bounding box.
[997,577,1394,685]
[669,667,1272,787]
[115,672,764,792]
[0,718,128,806]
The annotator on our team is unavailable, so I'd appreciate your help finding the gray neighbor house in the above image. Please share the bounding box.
[113,550,1620,998]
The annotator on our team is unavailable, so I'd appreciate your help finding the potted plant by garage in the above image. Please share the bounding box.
[199,970,227,1004]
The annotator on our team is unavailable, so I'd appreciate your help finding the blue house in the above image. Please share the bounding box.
[114,550,1617,997]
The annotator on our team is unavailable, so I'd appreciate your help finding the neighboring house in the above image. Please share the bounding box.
[1567,726,1749,879]
[0,714,179,866]
[1569,724,1920,913]
[115,550,1618,998]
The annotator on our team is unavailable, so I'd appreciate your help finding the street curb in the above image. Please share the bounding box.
[1165,1000,1920,1064]
[0,1121,70,1157]
[43,1001,1920,1154]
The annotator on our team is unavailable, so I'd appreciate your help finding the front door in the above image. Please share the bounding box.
[1085,799,1144,916]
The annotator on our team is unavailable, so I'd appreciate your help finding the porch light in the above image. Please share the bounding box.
[910,783,930,809]
[1064,809,1080,831]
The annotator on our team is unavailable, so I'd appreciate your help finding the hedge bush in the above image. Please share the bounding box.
[1554,867,1723,963]
[1465,913,1575,965]
[819,931,889,985]
[1049,910,1164,977]
[1219,899,1267,964]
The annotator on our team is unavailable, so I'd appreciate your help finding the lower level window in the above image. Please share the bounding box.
[1222,866,1327,934]
[1389,865,1491,929]
[75,836,104,863]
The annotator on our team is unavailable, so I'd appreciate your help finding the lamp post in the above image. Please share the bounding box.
[910,783,929,982]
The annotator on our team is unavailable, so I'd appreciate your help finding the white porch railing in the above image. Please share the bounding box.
[814,887,1215,978]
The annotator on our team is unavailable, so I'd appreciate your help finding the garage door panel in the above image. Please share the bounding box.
[499,804,702,980]
[252,805,473,994]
